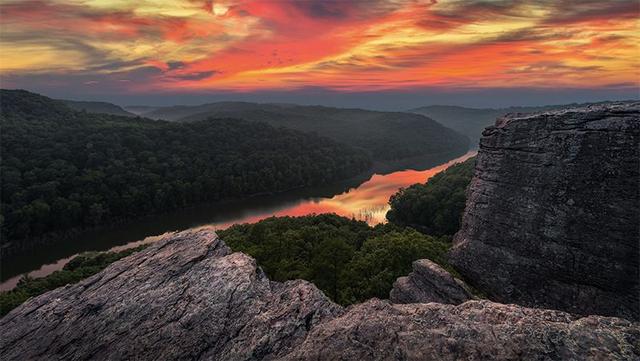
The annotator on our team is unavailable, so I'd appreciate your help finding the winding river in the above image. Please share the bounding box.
[0,151,475,291]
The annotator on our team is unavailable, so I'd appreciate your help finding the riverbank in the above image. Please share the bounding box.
[1,150,475,291]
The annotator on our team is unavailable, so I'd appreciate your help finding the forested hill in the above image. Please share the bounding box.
[141,102,470,161]
[61,99,136,117]
[0,90,371,249]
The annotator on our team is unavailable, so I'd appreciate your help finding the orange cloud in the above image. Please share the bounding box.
[1,0,638,92]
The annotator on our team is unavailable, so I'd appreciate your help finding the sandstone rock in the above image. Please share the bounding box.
[450,102,640,320]
[282,299,640,361]
[2,228,639,360]
[0,228,342,361]
[389,259,474,304]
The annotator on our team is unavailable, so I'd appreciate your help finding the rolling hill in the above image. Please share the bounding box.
[0,90,371,246]
[61,99,136,117]
[142,102,470,161]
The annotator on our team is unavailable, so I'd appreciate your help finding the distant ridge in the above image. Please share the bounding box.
[123,105,162,116]
[140,101,470,161]
[410,102,632,143]
[60,99,136,117]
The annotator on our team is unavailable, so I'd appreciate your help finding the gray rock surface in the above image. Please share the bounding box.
[0,228,342,360]
[282,299,640,361]
[389,259,474,304]
[2,228,639,360]
[450,102,640,320]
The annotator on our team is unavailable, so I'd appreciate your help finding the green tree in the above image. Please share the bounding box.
[219,214,453,305]
[0,90,371,244]
[387,158,475,235]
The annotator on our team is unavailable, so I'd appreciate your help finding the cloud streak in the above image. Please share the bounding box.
[0,0,638,93]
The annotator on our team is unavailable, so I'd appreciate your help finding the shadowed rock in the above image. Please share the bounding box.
[1,229,639,360]
[450,102,640,320]
[281,299,640,361]
[389,259,474,304]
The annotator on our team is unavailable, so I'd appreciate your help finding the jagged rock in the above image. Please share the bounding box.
[0,228,342,360]
[389,259,474,304]
[282,299,640,361]
[2,228,639,360]
[450,102,640,320]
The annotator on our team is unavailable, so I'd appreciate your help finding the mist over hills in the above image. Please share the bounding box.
[411,105,565,143]
[409,102,638,143]
[61,99,136,117]
[132,102,470,161]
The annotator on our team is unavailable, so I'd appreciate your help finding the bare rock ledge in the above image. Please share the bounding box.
[1,229,639,360]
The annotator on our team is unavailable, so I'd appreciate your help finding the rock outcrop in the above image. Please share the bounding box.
[0,229,342,360]
[450,102,640,320]
[389,259,474,304]
[2,229,639,360]
[282,299,639,361]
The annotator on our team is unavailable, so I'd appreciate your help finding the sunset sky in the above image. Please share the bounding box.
[1,0,638,107]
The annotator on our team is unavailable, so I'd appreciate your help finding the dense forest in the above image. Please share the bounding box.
[139,102,470,161]
[0,245,148,316]
[0,90,371,245]
[387,158,475,235]
[219,214,453,305]
[1,157,476,313]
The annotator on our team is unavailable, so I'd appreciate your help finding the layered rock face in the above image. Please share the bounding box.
[389,259,474,304]
[450,102,640,320]
[2,229,639,360]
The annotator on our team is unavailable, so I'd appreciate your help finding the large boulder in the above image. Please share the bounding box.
[450,102,640,320]
[389,259,474,304]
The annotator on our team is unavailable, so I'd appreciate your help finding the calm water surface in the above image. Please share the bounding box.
[0,151,475,290]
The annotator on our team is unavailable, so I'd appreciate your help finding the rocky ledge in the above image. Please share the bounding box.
[0,229,342,360]
[389,259,474,304]
[450,102,640,320]
[2,229,639,360]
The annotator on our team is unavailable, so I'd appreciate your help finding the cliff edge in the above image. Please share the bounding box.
[1,229,639,360]
[450,102,640,320]
[2,102,639,360]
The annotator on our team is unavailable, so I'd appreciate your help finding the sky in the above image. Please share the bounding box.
[1,0,638,108]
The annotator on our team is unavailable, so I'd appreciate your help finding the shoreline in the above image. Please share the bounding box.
[1,148,472,291]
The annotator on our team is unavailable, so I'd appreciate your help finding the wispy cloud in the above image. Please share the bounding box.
[1,0,638,93]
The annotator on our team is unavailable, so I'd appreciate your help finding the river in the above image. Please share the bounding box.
[0,151,475,291]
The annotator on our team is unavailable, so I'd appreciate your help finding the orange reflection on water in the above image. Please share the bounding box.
[0,151,476,291]
[212,150,476,228]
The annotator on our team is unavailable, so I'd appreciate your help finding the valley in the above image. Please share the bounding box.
[2,1,638,359]
[0,151,475,291]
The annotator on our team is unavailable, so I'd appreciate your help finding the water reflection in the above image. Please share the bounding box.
[0,151,475,290]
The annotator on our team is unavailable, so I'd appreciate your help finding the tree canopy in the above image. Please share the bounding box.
[387,158,475,235]
[0,90,371,245]
[219,214,452,305]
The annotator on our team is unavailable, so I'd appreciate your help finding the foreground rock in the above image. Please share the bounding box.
[450,102,640,320]
[389,259,474,304]
[2,229,639,360]
[0,229,342,360]
[282,299,639,361]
